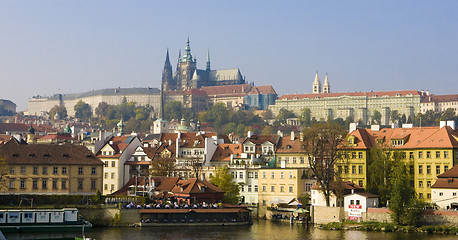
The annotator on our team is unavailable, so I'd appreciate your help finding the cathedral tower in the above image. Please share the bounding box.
[323,73,330,93]
[176,37,197,90]
[312,71,322,94]
[162,48,174,91]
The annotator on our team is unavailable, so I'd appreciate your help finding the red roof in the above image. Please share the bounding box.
[211,143,242,162]
[421,94,458,103]
[279,90,420,100]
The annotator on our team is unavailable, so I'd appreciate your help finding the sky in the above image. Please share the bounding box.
[1,1,458,111]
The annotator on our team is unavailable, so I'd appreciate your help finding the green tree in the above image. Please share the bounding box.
[207,103,229,131]
[440,108,456,121]
[371,110,382,125]
[276,108,296,125]
[298,108,311,128]
[344,116,354,129]
[389,162,421,226]
[235,123,247,137]
[261,125,273,135]
[390,110,400,124]
[124,118,141,134]
[224,122,237,134]
[0,156,9,191]
[164,101,183,120]
[95,102,109,118]
[401,114,407,124]
[150,158,176,177]
[49,105,67,121]
[302,122,346,206]
[210,166,240,204]
[74,100,92,120]
[116,99,136,120]
[366,144,397,206]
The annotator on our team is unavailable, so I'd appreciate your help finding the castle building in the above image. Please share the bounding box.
[161,38,246,91]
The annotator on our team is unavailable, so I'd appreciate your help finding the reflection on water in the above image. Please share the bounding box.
[5,220,458,240]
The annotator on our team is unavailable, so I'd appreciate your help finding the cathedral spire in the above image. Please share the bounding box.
[206,48,211,71]
[165,48,171,66]
[312,71,322,94]
[323,73,330,93]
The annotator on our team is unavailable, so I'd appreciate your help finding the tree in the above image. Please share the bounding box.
[261,125,273,135]
[298,108,312,128]
[366,144,397,206]
[440,108,456,121]
[390,110,400,124]
[302,122,346,206]
[49,105,67,121]
[150,158,176,177]
[0,156,8,191]
[210,166,240,204]
[164,101,183,120]
[74,100,92,120]
[276,108,295,125]
[371,110,381,125]
[95,102,109,118]
[389,162,422,226]
[224,122,237,134]
[124,118,141,134]
[235,123,247,137]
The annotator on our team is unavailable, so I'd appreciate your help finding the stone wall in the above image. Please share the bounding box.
[79,208,119,221]
[120,209,141,224]
[362,208,392,223]
[312,206,344,224]
[421,209,458,226]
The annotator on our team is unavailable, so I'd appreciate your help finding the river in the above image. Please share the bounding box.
[5,220,458,240]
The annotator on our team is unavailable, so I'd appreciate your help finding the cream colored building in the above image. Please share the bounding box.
[420,93,458,114]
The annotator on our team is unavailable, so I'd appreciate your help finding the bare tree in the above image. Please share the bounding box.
[0,156,9,191]
[150,158,176,177]
[302,122,346,206]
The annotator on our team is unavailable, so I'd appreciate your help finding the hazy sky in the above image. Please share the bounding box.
[1,1,458,111]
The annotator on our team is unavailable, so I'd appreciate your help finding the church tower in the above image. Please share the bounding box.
[312,71,322,94]
[176,37,197,90]
[162,48,174,91]
[323,73,330,93]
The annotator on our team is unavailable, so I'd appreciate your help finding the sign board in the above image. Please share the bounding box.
[347,204,362,219]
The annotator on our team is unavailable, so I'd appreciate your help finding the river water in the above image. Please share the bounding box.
[5,220,458,240]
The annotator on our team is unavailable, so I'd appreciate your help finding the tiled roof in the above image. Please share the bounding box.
[0,123,56,134]
[242,134,280,145]
[211,143,242,161]
[96,135,137,156]
[171,178,224,194]
[250,85,277,95]
[37,133,76,141]
[111,176,164,196]
[421,94,458,103]
[160,132,218,148]
[431,178,458,189]
[436,165,458,178]
[0,135,12,144]
[346,128,374,149]
[201,84,251,96]
[279,90,420,100]
[276,135,306,153]
[0,140,103,166]
[155,177,180,191]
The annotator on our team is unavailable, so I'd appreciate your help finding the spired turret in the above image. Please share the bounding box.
[312,71,322,94]
[323,73,330,93]
[162,48,175,91]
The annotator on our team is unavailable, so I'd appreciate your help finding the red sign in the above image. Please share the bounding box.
[348,216,361,220]
[348,205,362,209]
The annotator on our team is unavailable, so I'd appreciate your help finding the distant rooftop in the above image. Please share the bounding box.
[31,87,160,100]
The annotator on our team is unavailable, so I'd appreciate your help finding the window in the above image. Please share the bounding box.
[419,193,423,199]
[410,165,414,175]
[445,165,449,172]
[42,180,47,189]
[289,186,293,193]
[33,166,38,175]
[20,179,25,189]
[436,151,440,158]
[439,192,443,196]
[426,151,431,158]
[271,172,275,179]
[241,185,245,192]
[262,185,266,192]
[239,172,243,179]
[427,165,431,174]
[418,151,423,158]
[9,179,15,189]
[453,192,456,197]
[78,180,83,189]
[21,166,26,174]
[292,157,297,164]
[350,200,354,205]
[248,185,252,192]
[270,185,275,192]
[436,165,441,175]
[338,166,342,174]
[91,180,96,189]
[254,185,258,192]
[262,172,266,179]
[262,200,266,206]
[104,184,108,190]
[280,186,285,192]
[91,167,96,175]
[356,200,360,205]
[427,181,431,188]
[52,180,58,189]
[111,173,115,179]
[248,172,253,178]
[42,167,47,175]
[344,166,349,174]
[104,173,108,179]
[351,152,356,159]
[444,151,449,158]
[254,172,258,179]
[53,167,58,174]
[358,152,363,159]
[358,180,364,187]
[9,167,15,174]
[78,167,83,175]
[305,183,313,192]
[289,172,294,179]
[419,165,423,174]
[32,179,38,189]
[300,157,304,164]
[419,181,423,187]
[409,152,414,159]
[358,166,363,174]
[285,157,289,163]
[112,161,116,167]
[280,172,284,179]
[104,161,108,167]
[62,167,67,174]
[352,165,356,174]
[61,180,67,189]
[231,172,235,178]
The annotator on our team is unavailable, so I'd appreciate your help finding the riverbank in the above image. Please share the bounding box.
[320,221,458,235]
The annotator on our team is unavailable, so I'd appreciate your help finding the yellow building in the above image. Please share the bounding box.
[275,131,309,168]
[258,168,315,217]
[0,139,104,195]
[342,122,458,201]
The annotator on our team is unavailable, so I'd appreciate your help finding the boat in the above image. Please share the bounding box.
[0,208,92,233]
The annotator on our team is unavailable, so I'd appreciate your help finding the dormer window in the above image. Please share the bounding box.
[391,139,404,146]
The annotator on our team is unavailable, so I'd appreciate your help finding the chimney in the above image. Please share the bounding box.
[290,131,295,141]
[277,130,283,137]
[299,132,304,142]
[247,131,253,138]
[420,89,424,96]
[109,140,113,145]
[426,90,430,96]
[391,123,399,129]
[349,123,357,133]
[447,120,456,130]
[440,121,447,129]
[371,125,380,131]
